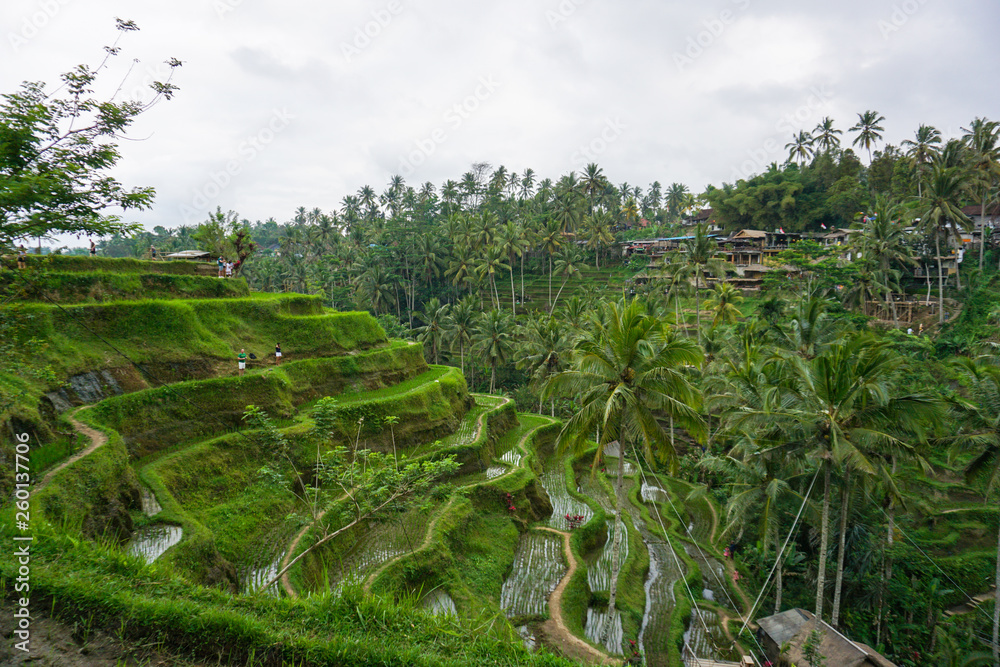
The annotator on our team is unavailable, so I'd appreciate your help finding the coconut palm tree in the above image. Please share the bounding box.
[414,297,450,364]
[665,182,691,222]
[537,219,564,310]
[582,163,607,215]
[516,315,575,415]
[785,131,815,165]
[444,294,477,377]
[472,308,514,393]
[813,117,843,153]
[706,282,744,327]
[676,224,731,344]
[544,297,704,644]
[737,333,942,622]
[475,244,510,310]
[583,211,614,270]
[549,245,589,314]
[497,221,530,312]
[961,117,1000,272]
[902,124,943,197]
[914,163,973,323]
[850,110,886,163]
[853,196,916,327]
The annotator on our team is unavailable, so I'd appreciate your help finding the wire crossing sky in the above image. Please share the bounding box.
[3,0,998,233]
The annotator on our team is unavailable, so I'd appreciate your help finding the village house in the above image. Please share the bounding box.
[756,609,897,667]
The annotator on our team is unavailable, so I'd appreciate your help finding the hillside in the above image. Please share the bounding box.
[2,257,995,667]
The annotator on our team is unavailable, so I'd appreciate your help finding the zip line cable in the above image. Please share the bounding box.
[630,443,771,664]
[624,444,732,661]
[735,465,820,639]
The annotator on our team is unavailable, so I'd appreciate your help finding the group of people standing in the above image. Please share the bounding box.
[237,343,282,375]
[217,256,240,278]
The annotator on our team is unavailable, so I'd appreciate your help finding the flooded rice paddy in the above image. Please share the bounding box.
[500,531,566,617]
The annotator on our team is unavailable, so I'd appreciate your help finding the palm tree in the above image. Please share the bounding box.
[475,245,510,310]
[961,117,1000,271]
[583,211,614,270]
[497,221,530,312]
[665,182,691,222]
[948,355,1000,666]
[444,294,477,377]
[902,124,943,197]
[537,219,564,310]
[549,245,588,314]
[675,224,730,344]
[737,334,942,622]
[706,282,744,326]
[914,163,973,323]
[582,163,607,215]
[849,110,886,163]
[853,196,916,327]
[813,117,842,153]
[472,309,514,393]
[414,297,450,364]
[545,298,704,644]
[785,131,815,165]
[516,315,574,415]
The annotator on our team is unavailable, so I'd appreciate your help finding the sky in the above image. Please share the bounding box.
[3,0,999,241]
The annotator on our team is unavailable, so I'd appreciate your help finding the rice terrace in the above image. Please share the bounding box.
[3,8,1000,667]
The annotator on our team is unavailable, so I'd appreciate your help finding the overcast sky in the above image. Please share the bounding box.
[4,0,999,239]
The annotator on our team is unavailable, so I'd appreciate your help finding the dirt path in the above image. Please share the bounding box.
[35,409,107,494]
[534,526,620,666]
[362,408,545,594]
[363,496,457,594]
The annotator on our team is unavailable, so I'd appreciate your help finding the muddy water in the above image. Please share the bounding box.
[327,515,425,591]
[140,486,162,516]
[127,525,182,563]
[586,518,628,593]
[683,607,740,662]
[584,606,624,655]
[501,531,566,617]
[421,587,457,617]
[539,458,593,531]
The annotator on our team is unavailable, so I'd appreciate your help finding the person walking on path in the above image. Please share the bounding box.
[17,245,27,269]
[225,261,233,278]
[238,348,247,376]
[89,239,97,256]
[217,256,225,278]
[275,343,282,365]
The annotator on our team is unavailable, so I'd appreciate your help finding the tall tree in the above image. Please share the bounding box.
[545,298,704,644]
[0,19,181,247]
[813,117,843,153]
[786,131,816,166]
[961,118,1000,272]
[472,309,514,393]
[674,224,730,344]
[902,124,943,198]
[914,163,973,323]
[850,110,886,163]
